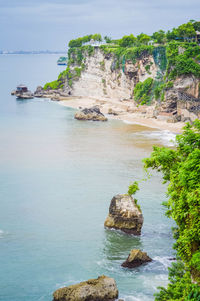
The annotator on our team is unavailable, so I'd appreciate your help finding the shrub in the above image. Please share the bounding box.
[134,78,154,104]
[43,80,60,90]
[128,181,139,196]
[119,34,136,47]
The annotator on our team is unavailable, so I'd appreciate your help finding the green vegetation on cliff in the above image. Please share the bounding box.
[143,120,200,299]
[166,41,200,79]
[43,20,200,97]
[134,78,154,105]
[43,46,93,90]
[68,34,102,48]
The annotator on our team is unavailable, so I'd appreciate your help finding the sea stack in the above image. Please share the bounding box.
[53,275,118,301]
[104,194,143,235]
[121,249,152,268]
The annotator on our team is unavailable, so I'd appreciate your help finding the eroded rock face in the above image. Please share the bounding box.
[63,48,159,100]
[121,249,152,268]
[74,106,108,121]
[104,194,143,235]
[53,275,118,301]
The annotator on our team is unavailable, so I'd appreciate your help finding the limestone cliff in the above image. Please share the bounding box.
[40,43,200,123]
[63,47,159,100]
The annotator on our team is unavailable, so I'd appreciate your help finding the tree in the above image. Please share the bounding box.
[82,35,93,44]
[137,33,151,45]
[176,22,196,40]
[151,30,166,44]
[68,38,82,48]
[104,36,112,43]
[92,34,102,42]
[193,21,200,32]
[166,28,178,41]
[119,34,136,47]
[143,120,200,299]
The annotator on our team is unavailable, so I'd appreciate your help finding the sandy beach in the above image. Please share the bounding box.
[59,96,185,133]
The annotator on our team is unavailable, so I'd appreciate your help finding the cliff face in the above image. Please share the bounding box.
[40,44,200,123]
[159,75,200,122]
[64,47,159,100]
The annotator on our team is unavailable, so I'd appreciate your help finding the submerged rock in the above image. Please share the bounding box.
[53,275,118,301]
[74,106,108,121]
[121,249,152,268]
[104,194,143,235]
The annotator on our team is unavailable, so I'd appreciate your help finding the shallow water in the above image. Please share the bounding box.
[0,54,175,301]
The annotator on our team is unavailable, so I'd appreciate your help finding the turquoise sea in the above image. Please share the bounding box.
[0,54,176,301]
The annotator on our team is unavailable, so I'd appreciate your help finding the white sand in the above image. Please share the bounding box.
[59,96,185,133]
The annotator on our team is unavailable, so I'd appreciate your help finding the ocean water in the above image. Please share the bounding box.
[0,54,175,301]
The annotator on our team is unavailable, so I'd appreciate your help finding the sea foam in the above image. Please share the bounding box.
[133,130,176,147]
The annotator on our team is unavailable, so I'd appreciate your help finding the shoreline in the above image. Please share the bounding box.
[58,96,185,133]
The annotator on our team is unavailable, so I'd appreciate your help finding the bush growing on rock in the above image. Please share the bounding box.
[128,181,139,196]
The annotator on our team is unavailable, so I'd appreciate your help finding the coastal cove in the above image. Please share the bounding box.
[0,54,176,301]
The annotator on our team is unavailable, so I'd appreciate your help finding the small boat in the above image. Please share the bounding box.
[11,84,34,99]
[57,56,67,65]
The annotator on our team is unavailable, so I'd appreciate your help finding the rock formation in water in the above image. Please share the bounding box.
[121,249,152,268]
[104,194,143,235]
[53,275,118,301]
[74,106,108,121]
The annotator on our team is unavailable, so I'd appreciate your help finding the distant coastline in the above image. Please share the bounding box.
[0,50,66,55]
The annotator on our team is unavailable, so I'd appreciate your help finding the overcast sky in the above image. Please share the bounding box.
[0,0,199,51]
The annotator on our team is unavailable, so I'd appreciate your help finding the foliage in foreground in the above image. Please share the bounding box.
[154,260,200,300]
[143,120,200,299]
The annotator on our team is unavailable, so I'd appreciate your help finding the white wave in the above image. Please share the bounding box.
[153,256,172,269]
[133,130,176,146]
[120,294,153,301]
[0,230,4,238]
[123,120,135,125]
[55,278,83,289]
[33,98,51,103]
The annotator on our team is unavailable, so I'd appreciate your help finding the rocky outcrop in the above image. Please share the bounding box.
[173,75,199,99]
[34,86,70,100]
[53,275,118,301]
[107,108,119,115]
[74,106,108,121]
[104,194,143,235]
[11,89,34,99]
[121,249,152,268]
[157,76,200,123]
